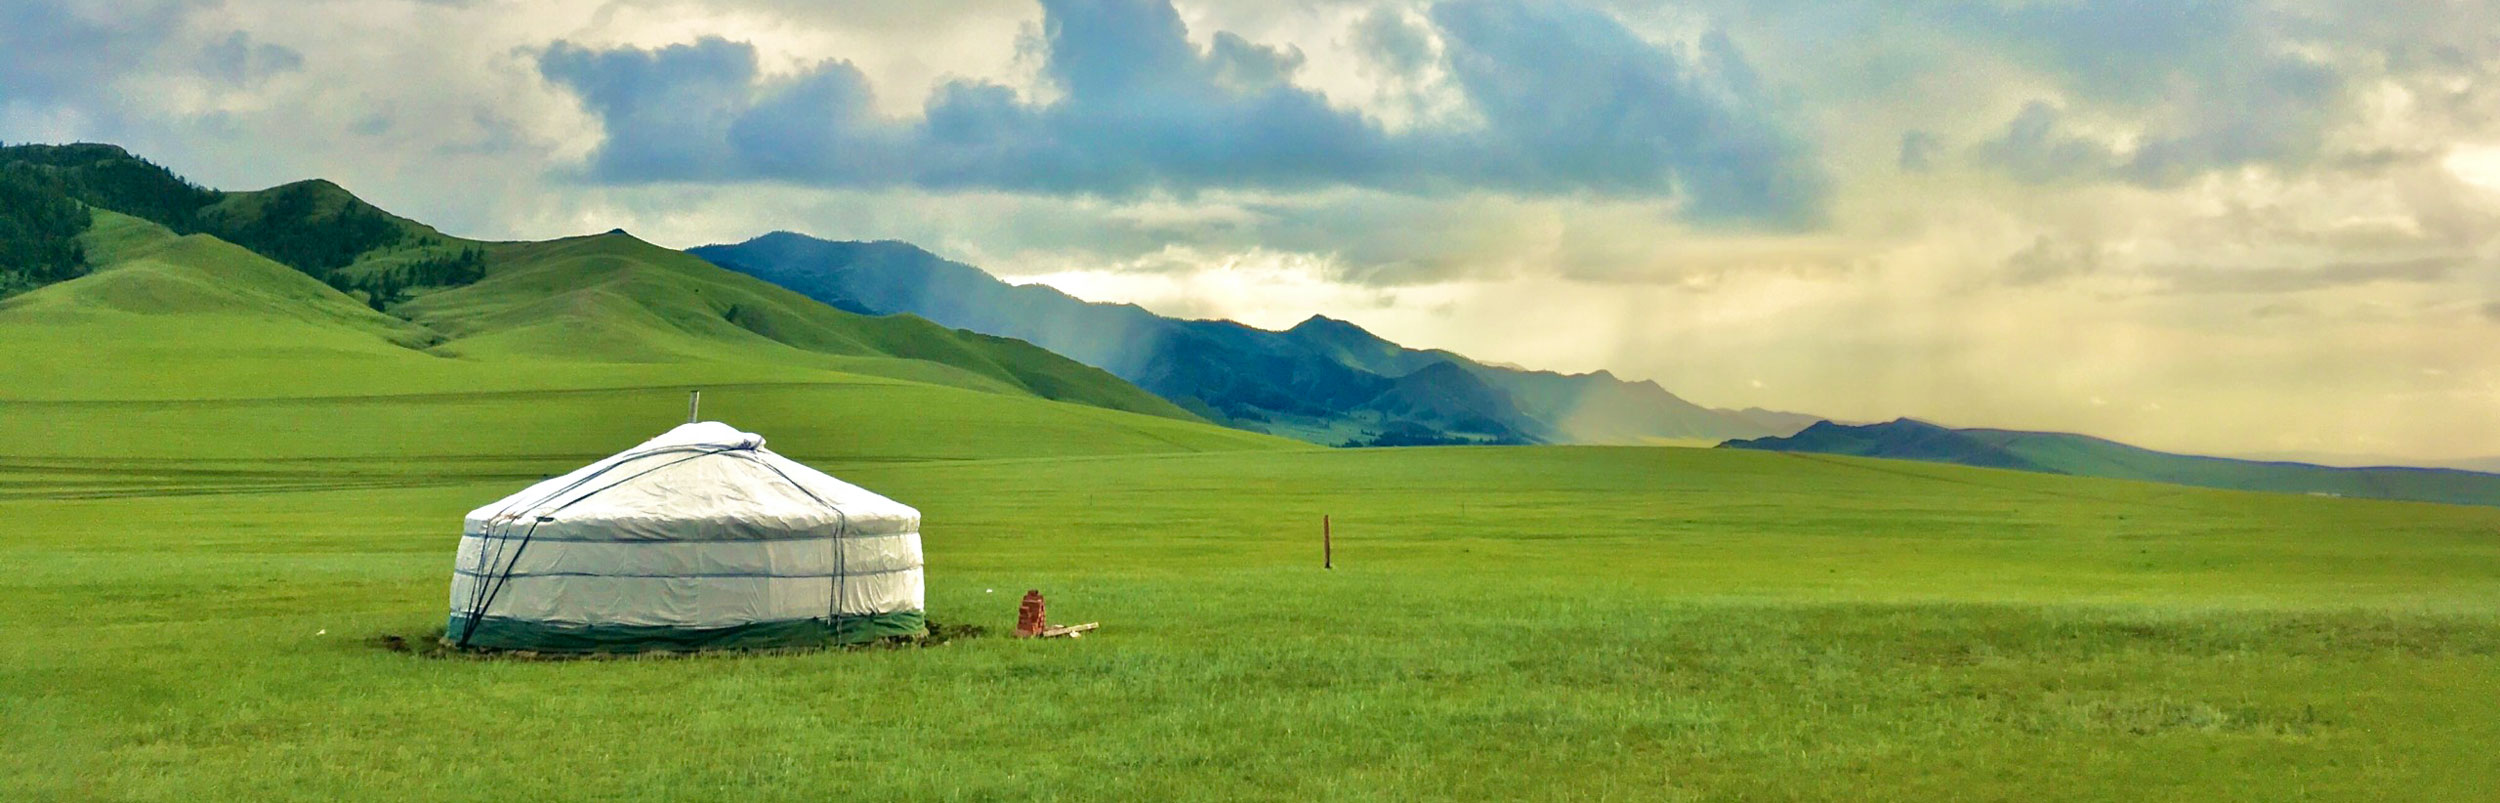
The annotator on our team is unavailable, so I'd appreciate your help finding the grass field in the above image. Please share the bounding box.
[6,398,2498,800]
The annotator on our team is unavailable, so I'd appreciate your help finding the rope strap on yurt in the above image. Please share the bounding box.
[731,452,855,643]
[453,444,752,648]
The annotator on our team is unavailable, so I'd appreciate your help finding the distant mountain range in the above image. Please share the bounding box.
[2227,451,2500,474]
[691,232,1819,446]
[1723,418,2500,507]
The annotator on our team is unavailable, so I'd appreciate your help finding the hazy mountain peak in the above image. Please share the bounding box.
[1724,418,2500,506]
[697,233,1825,447]
[745,231,937,255]
[1286,313,1389,343]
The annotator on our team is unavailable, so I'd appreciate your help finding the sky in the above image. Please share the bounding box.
[5,0,2498,461]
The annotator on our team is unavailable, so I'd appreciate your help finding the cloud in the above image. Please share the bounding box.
[1945,0,2247,105]
[1206,32,1304,93]
[1944,0,2349,186]
[2000,235,2100,286]
[1969,101,2121,184]
[536,0,1830,227]
[1424,4,1825,224]
[2154,256,2465,294]
[538,37,762,180]
[0,1,188,106]
[1897,130,1941,172]
[1351,8,1434,75]
[198,31,304,87]
[2119,58,2341,185]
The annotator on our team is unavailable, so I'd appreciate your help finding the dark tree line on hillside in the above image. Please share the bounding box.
[1,143,220,229]
[1342,421,1517,448]
[198,181,407,281]
[331,247,485,311]
[0,166,94,295]
[1,143,495,307]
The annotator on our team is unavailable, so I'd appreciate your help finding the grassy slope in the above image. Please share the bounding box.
[0,145,1199,425]
[1724,418,2049,471]
[0,210,445,395]
[0,213,1300,461]
[1973,428,2500,508]
[205,178,491,290]
[10,209,419,341]
[397,231,1202,422]
[200,178,450,244]
[2,442,2496,800]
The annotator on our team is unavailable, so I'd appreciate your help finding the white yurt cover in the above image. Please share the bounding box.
[446,421,924,651]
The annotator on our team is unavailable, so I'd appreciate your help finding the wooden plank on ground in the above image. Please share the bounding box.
[1039,622,1099,638]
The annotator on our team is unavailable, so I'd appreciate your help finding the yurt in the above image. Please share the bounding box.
[446,421,924,652]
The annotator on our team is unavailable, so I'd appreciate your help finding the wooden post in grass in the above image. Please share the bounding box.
[1324,515,1333,570]
[687,390,701,423]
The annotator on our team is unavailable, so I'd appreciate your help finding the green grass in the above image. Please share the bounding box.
[5,442,2498,801]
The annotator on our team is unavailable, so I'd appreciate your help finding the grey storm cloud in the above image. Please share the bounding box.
[1999,235,2101,286]
[0,1,189,106]
[1951,0,2350,186]
[1896,130,1942,172]
[1944,0,2248,104]
[537,0,1830,227]
[198,31,304,87]
[1969,101,2123,184]
[1351,8,1434,75]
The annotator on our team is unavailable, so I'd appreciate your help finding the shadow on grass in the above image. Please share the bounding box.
[368,620,990,661]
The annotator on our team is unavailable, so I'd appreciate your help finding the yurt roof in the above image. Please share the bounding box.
[464,421,918,537]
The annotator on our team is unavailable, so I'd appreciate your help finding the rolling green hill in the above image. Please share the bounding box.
[11,210,429,340]
[0,143,455,306]
[0,208,453,398]
[0,142,1220,429]
[1723,418,2500,507]
[393,230,1204,420]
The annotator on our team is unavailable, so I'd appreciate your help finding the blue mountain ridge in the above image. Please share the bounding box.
[691,232,1821,446]
[1723,418,2500,507]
